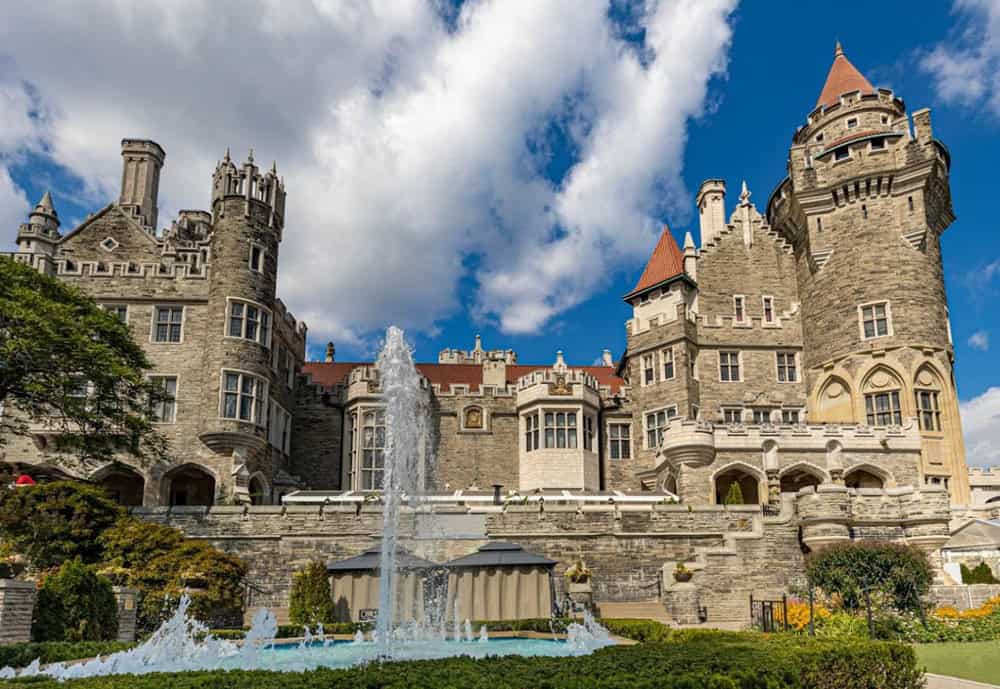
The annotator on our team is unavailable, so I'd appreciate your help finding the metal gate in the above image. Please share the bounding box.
[749,594,788,633]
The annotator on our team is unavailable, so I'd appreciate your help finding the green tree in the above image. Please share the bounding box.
[32,558,118,642]
[0,257,166,463]
[723,481,745,505]
[288,560,335,626]
[961,562,999,584]
[806,541,933,613]
[0,481,123,569]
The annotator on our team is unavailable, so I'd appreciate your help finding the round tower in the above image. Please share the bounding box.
[17,191,61,258]
[767,43,968,503]
[198,149,287,479]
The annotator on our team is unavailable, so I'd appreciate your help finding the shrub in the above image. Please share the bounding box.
[0,641,134,669]
[960,562,999,584]
[723,481,744,505]
[0,634,924,689]
[31,559,118,642]
[805,541,932,613]
[288,561,336,626]
[599,618,671,642]
[0,482,123,569]
[776,599,831,632]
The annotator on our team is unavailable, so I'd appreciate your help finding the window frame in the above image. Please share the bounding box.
[722,407,743,425]
[719,350,741,382]
[608,422,631,460]
[543,410,578,450]
[150,305,185,344]
[641,353,656,386]
[733,295,747,324]
[780,408,802,425]
[761,296,775,324]
[219,369,268,426]
[865,390,903,426]
[644,406,677,449]
[583,414,594,451]
[225,297,272,348]
[359,408,386,490]
[101,303,129,324]
[149,375,178,424]
[661,346,675,381]
[249,243,265,273]
[524,412,540,452]
[915,389,942,432]
[776,351,798,383]
[858,301,893,340]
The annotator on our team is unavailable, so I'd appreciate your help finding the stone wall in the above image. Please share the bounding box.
[0,579,36,645]
[931,585,1000,611]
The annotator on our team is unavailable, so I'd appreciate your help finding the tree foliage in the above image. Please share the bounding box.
[0,256,166,462]
[288,560,335,626]
[961,562,1000,585]
[0,481,124,569]
[31,558,118,642]
[805,541,933,613]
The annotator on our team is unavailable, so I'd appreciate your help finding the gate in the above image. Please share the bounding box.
[749,594,788,633]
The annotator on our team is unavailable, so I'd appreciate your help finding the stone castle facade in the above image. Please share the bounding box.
[3,44,979,622]
[1,45,970,511]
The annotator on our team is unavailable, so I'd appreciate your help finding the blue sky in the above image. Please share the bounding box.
[1,0,999,463]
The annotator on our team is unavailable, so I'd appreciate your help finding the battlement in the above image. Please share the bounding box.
[211,150,286,231]
[969,467,1000,481]
[438,335,517,364]
[798,88,905,143]
[515,367,601,393]
[55,258,209,280]
[272,298,308,344]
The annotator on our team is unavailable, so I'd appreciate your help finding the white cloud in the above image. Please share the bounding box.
[0,0,736,346]
[0,166,29,242]
[969,330,990,351]
[961,387,1000,467]
[921,0,1000,117]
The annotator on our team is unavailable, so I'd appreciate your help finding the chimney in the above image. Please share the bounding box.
[119,139,165,233]
[325,342,336,363]
[682,231,697,281]
[696,179,726,248]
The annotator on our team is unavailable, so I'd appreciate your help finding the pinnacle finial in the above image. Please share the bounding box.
[271,160,277,174]
[740,180,751,204]
[683,231,695,250]
[247,148,254,163]
[224,147,231,162]
[835,40,843,57]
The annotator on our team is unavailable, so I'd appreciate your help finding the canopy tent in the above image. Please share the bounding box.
[444,542,556,621]
[326,546,439,623]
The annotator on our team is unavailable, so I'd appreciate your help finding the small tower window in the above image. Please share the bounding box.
[907,196,914,213]
[817,217,823,232]
[881,114,889,125]
[762,296,775,324]
[862,204,868,219]
[859,302,891,340]
[846,117,858,129]
[815,133,824,143]
[249,245,264,272]
[870,138,885,151]
[834,147,850,161]
[733,295,746,323]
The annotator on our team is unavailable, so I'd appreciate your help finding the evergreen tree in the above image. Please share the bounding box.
[724,481,745,505]
[288,560,335,626]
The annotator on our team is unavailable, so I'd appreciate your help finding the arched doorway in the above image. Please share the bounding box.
[249,474,269,505]
[714,466,761,505]
[164,464,216,506]
[844,467,885,489]
[779,466,824,493]
[95,465,145,506]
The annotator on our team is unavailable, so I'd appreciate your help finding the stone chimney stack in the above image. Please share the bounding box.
[695,179,726,248]
[325,342,336,363]
[118,139,165,233]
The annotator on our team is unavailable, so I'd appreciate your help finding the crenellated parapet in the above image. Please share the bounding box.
[211,149,286,234]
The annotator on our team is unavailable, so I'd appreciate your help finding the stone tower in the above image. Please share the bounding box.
[118,139,165,232]
[199,149,287,500]
[767,43,969,503]
[15,191,61,273]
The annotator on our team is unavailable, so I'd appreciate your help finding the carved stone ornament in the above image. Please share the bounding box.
[464,407,484,429]
[549,374,572,396]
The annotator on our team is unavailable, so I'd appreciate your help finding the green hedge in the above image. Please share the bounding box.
[0,641,134,670]
[0,633,922,689]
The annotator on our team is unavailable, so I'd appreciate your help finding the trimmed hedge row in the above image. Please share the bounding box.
[0,632,922,689]
[0,642,134,670]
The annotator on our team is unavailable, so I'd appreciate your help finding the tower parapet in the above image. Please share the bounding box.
[118,139,165,232]
[211,150,286,235]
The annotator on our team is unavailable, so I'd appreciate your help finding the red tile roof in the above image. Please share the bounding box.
[302,361,624,394]
[624,225,685,300]
[816,43,874,109]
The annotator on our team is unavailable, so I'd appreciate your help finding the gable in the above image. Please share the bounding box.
[58,204,161,264]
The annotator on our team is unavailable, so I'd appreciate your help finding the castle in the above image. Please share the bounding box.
[1,45,984,621]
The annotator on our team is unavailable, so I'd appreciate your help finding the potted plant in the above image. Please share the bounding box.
[673,562,693,583]
[564,559,592,593]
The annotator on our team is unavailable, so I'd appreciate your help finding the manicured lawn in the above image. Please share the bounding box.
[915,641,1000,685]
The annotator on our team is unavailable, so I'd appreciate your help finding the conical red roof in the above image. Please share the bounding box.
[816,42,874,109]
[625,225,685,299]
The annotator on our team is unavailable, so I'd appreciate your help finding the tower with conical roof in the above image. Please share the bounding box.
[15,190,62,274]
[767,43,968,503]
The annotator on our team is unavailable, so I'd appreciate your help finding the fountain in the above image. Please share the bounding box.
[0,327,613,679]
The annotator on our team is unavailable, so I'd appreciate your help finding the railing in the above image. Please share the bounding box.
[750,594,788,633]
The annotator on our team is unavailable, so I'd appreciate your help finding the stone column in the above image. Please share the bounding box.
[112,586,138,642]
[0,580,37,644]
[664,582,701,625]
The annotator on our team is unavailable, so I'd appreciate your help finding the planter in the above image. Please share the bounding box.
[673,570,693,583]
[568,581,592,594]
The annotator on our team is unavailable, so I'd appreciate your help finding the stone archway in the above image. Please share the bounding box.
[93,465,145,506]
[779,465,824,493]
[844,467,886,490]
[249,473,269,505]
[713,464,762,505]
[164,464,216,506]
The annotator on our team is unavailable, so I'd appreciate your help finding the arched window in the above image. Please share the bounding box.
[249,474,269,505]
[816,375,854,423]
[713,465,762,505]
[779,465,825,493]
[861,366,904,426]
[164,464,216,506]
[663,473,678,496]
[914,366,945,433]
[844,466,886,490]
[94,465,145,507]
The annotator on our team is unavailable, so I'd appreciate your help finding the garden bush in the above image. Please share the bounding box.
[0,641,134,670]
[0,633,924,689]
[288,561,336,626]
[0,482,123,569]
[805,541,932,612]
[31,559,118,642]
[960,562,999,584]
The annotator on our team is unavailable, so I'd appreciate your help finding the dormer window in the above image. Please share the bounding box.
[846,117,858,129]
[834,147,850,161]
